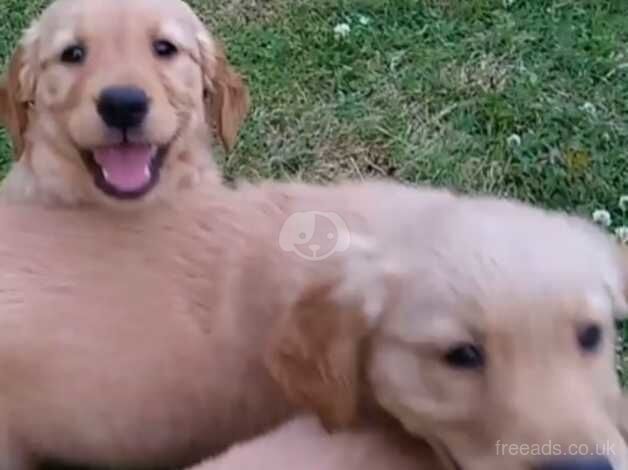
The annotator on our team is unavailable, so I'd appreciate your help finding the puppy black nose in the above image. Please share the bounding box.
[536,456,613,470]
[97,86,149,130]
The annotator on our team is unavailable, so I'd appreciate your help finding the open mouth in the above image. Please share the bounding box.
[81,143,169,200]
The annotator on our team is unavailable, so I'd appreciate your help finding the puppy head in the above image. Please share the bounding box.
[0,0,249,204]
[269,193,628,470]
[368,198,628,470]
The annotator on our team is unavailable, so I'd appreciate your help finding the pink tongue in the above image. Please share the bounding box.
[93,144,156,192]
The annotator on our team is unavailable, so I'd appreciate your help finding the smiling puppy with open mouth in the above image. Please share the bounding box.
[0,0,249,206]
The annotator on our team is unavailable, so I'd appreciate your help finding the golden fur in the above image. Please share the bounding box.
[0,0,249,207]
[0,179,626,469]
[0,2,625,470]
[0,182,385,469]
[266,183,628,470]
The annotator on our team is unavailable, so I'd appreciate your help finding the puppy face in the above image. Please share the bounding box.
[0,0,249,203]
[269,195,628,470]
[371,294,625,470]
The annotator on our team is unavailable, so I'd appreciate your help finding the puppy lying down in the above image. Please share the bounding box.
[0,180,626,470]
[261,182,628,470]
[188,181,628,470]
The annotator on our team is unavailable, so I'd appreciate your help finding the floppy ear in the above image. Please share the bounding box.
[197,34,250,152]
[266,284,371,431]
[0,45,33,159]
[266,236,401,431]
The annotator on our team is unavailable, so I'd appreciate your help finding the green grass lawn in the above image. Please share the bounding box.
[5,0,627,220]
[2,0,628,371]
[1,1,628,376]
[2,0,627,215]
[0,2,627,467]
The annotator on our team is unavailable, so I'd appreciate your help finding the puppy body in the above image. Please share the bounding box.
[0,180,434,469]
[0,186,337,468]
[1,178,627,469]
[187,414,444,470]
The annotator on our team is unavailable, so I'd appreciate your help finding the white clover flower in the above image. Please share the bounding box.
[358,15,371,25]
[619,195,628,211]
[507,134,521,146]
[581,102,596,114]
[333,23,351,38]
[502,0,516,6]
[615,226,628,244]
[592,209,612,227]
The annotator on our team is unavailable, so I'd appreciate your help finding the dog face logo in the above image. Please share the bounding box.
[279,211,351,261]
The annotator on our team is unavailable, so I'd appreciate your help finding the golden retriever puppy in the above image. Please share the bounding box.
[0,182,399,470]
[0,178,625,470]
[186,414,445,470]
[268,189,628,470]
[0,0,249,207]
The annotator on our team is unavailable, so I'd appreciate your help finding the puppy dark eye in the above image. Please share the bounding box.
[444,343,485,370]
[60,44,87,64]
[578,324,602,353]
[153,39,178,58]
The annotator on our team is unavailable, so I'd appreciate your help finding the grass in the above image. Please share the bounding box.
[0,1,627,467]
[6,3,626,255]
[2,0,628,373]
[2,0,627,217]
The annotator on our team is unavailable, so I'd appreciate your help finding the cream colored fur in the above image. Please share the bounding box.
[187,415,444,470]
[0,181,390,469]
[266,182,628,470]
[0,179,626,469]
